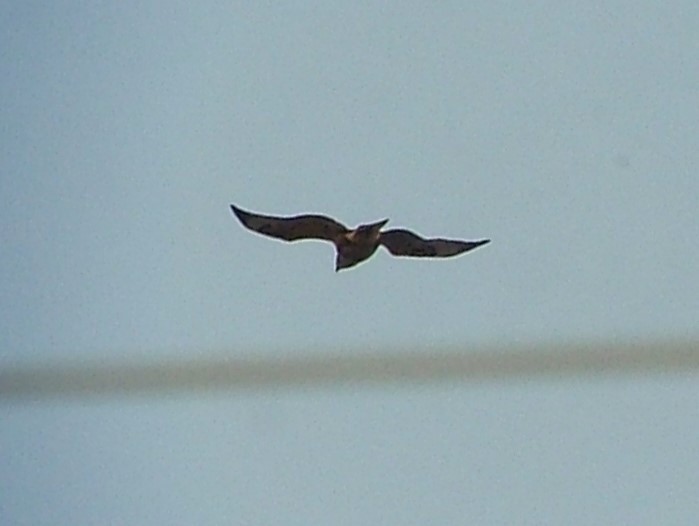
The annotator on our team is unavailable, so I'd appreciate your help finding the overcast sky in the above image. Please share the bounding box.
[2,2,698,525]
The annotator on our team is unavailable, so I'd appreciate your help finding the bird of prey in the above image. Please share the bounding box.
[230,204,490,272]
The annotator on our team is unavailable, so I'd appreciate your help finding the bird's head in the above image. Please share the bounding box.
[356,218,389,239]
[367,218,389,230]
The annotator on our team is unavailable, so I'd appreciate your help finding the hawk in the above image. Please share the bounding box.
[230,204,490,272]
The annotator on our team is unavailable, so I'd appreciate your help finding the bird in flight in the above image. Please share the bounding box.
[230,204,490,272]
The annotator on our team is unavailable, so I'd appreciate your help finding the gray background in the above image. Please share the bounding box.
[2,2,698,524]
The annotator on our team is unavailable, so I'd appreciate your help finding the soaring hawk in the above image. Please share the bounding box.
[230,204,490,271]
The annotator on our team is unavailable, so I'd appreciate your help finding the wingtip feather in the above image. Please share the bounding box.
[229,203,248,220]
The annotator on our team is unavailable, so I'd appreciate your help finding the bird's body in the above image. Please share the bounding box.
[230,204,490,271]
[333,219,388,271]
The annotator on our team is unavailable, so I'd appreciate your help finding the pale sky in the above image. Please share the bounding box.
[2,2,699,525]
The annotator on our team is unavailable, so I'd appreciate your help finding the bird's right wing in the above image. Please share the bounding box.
[380,229,490,257]
[230,204,348,242]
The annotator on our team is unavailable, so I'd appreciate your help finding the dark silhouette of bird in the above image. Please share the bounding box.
[230,204,490,271]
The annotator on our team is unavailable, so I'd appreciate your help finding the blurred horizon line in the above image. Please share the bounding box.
[2,339,698,400]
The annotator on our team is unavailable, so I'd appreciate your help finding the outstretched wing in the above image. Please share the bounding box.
[380,229,490,258]
[230,204,348,242]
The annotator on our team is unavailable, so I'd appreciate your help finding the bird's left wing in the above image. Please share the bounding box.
[230,204,348,242]
[380,229,490,257]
